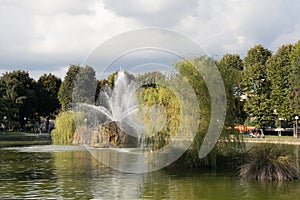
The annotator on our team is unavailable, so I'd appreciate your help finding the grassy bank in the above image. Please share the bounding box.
[0,133,52,141]
[243,136,300,145]
[0,133,52,147]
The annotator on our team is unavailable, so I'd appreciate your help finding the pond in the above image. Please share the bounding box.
[1,145,300,199]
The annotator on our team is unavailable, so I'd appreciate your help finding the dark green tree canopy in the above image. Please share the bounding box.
[266,44,294,122]
[73,66,98,104]
[217,54,245,126]
[37,73,61,117]
[242,45,273,129]
[244,44,272,68]
[58,65,81,111]
[290,40,300,115]
[0,70,37,127]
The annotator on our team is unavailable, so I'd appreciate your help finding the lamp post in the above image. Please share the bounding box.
[24,117,27,132]
[3,116,7,133]
[296,116,299,138]
[279,117,284,137]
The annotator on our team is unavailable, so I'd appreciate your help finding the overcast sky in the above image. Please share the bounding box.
[1,0,300,80]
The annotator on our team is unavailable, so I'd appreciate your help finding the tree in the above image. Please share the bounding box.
[244,44,272,67]
[290,40,300,115]
[73,66,98,104]
[37,73,62,117]
[36,73,61,131]
[0,70,37,129]
[217,54,245,127]
[242,45,272,132]
[0,79,6,118]
[266,44,294,126]
[58,65,81,111]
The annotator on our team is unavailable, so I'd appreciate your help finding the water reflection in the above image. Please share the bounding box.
[1,146,300,199]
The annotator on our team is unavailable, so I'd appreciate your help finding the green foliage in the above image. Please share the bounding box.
[137,72,180,149]
[36,73,61,117]
[244,44,272,68]
[173,57,214,167]
[239,144,298,181]
[266,44,294,122]
[51,111,85,144]
[107,71,118,87]
[242,45,273,129]
[0,70,37,128]
[58,65,81,111]
[217,54,245,126]
[216,129,247,169]
[73,66,98,104]
[290,40,300,115]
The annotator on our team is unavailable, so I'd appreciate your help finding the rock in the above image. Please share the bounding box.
[73,126,90,144]
[73,121,139,148]
[97,121,138,148]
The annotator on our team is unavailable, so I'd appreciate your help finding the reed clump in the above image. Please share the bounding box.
[239,144,298,181]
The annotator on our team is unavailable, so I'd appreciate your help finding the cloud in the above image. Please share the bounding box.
[102,0,198,26]
[176,0,300,57]
[1,0,300,79]
[0,0,138,78]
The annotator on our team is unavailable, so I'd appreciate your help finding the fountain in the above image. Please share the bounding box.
[73,70,145,148]
[71,68,200,173]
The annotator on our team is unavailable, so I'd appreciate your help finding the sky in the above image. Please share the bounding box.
[1,0,300,80]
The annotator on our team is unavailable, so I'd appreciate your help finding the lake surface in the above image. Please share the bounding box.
[1,145,300,199]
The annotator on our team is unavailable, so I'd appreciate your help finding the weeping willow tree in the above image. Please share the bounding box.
[137,72,181,149]
[137,56,245,168]
[136,57,217,167]
[172,58,214,167]
[51,111,85,144]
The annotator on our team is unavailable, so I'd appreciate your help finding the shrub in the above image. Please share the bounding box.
[51,111,85,144]
[239,144,298,181]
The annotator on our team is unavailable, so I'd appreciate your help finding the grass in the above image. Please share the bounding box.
[239,144,298,181]
[0,131,27,134]
[243,135,300,145]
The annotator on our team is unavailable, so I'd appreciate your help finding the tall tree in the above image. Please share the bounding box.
[0,79,5,118]
[266,44,294,125]
[0,70,37,128]
[217,54,245,127]
[244,44,272,67]
[73,66,98,104]
[290,40,300,116]
[242,45,272,132]
[36,73,62,117]
[58,65,80,111]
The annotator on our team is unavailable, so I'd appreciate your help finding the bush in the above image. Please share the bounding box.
[51,111,85,144]
[239,144,298,181]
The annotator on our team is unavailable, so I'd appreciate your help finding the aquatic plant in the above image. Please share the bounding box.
[239,144,298,181]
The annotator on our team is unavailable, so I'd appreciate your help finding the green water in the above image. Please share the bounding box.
[1,146,300,199]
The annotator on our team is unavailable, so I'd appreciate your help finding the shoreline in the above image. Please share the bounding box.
[0,133,52,141]
[1,134,300,148]
[243,136,300,145]
[0,133,52,147]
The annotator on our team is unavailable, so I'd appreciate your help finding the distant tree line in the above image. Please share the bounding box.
[1,40,300,132]
[0,71,61,131]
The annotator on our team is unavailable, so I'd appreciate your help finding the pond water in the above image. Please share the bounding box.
[1,145,300,199]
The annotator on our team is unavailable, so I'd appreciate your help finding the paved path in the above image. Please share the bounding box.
[243,137,300,145]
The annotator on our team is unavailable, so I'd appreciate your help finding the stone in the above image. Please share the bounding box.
[73,121,139,148]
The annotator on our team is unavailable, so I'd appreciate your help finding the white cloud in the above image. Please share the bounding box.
[1,0,300,79]
[0,0,138,75]
[173,0,300,57]
[102,0,198,26]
